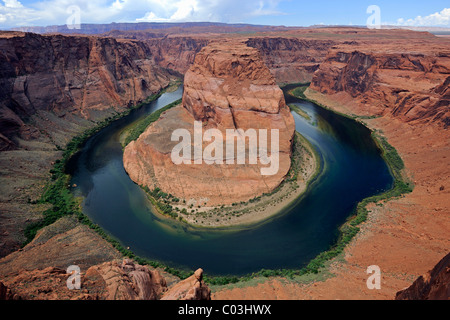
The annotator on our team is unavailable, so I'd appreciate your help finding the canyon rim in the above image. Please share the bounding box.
[0,17,448,302]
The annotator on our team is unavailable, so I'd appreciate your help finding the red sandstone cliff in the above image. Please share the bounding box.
[0,31,171,151]
[246,37,335,83]
[310,47,450,127]
[146,36,209,75]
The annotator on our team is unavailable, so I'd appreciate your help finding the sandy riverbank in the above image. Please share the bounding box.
[148,130,320,229]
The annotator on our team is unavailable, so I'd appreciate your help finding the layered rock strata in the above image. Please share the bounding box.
[124,41,295,206]
[310,47,450,127]
[0,31,171,151]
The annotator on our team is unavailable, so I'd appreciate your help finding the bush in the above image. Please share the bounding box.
[124,99,182,146]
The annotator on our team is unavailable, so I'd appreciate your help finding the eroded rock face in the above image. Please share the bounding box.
[396,253,450,300]
[182,41,287,122]
[146,36,209,75]
[123,41,295,206]
[0,31,171,150]
[83,259,167,300]
[246,37,335,83]
[0,259,210,300]
[161,268,210,300]
[310,49,450,128]
[0,281,17,300]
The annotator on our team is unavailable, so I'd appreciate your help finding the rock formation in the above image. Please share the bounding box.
[147,36,209,75]
[396,253,450,300]
[310,46,450,128]
[246,37,335,83]
[123,40,295,206]
[0,259,210,300]
[0,31,171,151]
[0,281,17,300]
[161,268,211,300]
[83,259,168,300]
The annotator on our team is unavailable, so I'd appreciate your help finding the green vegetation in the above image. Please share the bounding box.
[23,84,194,280]
[288,83,382,122]
[371,134,414,198]
[288,104,311,121]
[288,83,310,100]
[203,85,414,286]
[143,186,180,219]
[122,98,182,146]
[24,114,131,245]
[25,80,414,288]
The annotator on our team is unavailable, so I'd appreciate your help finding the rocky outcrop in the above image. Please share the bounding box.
[0,259,210,300]
[161,268,210,300]
[123,40,295,206]
[0,216,122,276]
[0,31,171,150]
[0,281,18,300]
[83,259,167,300]
[396,253,450,300]
[310,48,450,127]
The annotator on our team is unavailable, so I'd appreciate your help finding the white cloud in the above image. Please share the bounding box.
[397,8,450,26]
[135,0,284,23]
[0,0,286,28]
[250,0,284,17]
[0,0,42,26]
[3,0,23,9]
[136,11,169,23]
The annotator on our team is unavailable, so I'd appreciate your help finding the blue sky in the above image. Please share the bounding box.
[1,0,449,29]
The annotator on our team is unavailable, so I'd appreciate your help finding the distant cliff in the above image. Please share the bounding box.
[145,36,336,83]
[146,36,209,75]
[246,37,335,83]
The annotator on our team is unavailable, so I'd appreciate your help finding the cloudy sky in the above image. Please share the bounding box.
[0,0,449,29]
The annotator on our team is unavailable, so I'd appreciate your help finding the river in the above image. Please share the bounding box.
[70,85,393,276]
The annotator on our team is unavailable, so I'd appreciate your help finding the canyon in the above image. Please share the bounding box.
[0,25,449,300]
[0,31,172,152]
